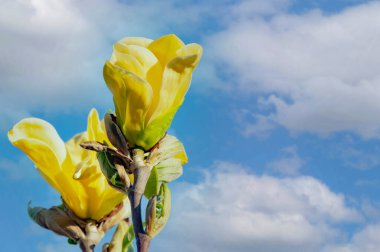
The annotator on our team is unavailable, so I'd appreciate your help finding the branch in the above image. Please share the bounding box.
[129,149,151,252]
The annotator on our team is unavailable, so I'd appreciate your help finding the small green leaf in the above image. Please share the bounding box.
[97,151,116,179]
[67,238,77,245]
[155,158,183,183]
[27,202,44,223]
[107,220,135,252]
[122,223,135,252]
[147,134,186,168]
[97,151,124,190]
[144,166,160,199]
[145,183,171,238]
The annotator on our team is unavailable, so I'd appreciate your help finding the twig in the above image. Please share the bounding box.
[129,149,151,252]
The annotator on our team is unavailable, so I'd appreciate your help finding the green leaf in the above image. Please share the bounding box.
[97,151,115,179]
[97,151,124,189]
[122,223,136,252]
[159,183,171,220]
[107,220,135,252]
[147,134,186,168]
[145,183,171,238]
[67,238,77,245]
[155,158,183,183]
[144,166,160,199]
[27,201,44,223]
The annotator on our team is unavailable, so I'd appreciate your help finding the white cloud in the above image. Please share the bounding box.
[153,161,361,252]
[324,223,380,252]
[206,1,380,138]
[331,136,380,170]
[0,0,295,133]
[0,0,213,124]
[267,145,303,175]
[233,108,276,138]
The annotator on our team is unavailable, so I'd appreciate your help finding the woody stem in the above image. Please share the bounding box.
[79,240,95,252]
[129,149,151,252]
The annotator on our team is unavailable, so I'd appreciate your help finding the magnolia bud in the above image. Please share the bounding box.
[145,183,171,238]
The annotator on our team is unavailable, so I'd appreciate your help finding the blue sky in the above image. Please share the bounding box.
[1,0,380,251]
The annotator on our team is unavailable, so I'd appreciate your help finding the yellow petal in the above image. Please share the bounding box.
[176,146,188,165]
[118,37,153,48]
[8,118,66,165]
[8,118,83,214]
[148,34,185,67]
[87,108,110,146]
[149,43,202,123]
[92,187,126,220]
[65,109,126,220]
[172,43,203,107]
[103,61,153,147]
[114,43,159,76]
[175,43,203,67]
[110,51,145,79]
[65,132,93,180]
[8,118,66,191]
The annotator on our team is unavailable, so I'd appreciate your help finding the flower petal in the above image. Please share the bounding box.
[8,118,67,190]
[104,61,153,148]
[148,34,185,67]
[149,43,203,123]
[8,118,83,214]
[66,109,126,220]
[114,43,159,76]
[110,51,145,79]
[118,37,153,48]
[8,118,66,165]
[87,108,110,145]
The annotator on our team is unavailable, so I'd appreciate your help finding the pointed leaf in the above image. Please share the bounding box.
[144,166,160,199]
[155,158,183,183]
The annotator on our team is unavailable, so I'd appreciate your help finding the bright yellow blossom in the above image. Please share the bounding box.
[8,109,125,221]
[103,34,202,150]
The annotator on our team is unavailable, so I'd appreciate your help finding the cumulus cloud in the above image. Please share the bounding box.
[0,0,213,130]
[0,0,299,132]
[324,223,380,252]
[267,145,303,175]
[330,136,380,170]
[152,161,361,252]
[206,1,380,138]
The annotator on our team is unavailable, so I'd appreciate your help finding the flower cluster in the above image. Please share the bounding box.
[8,34,202,252]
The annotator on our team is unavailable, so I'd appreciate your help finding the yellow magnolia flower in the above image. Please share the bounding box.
[8,109,125,221]
[103,34,202,150]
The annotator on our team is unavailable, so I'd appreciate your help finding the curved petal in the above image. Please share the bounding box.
[171,43,203,108]
[114,43,159,76]
[8,118,66,165]
[118,37,153,48]
[8,118,83,214]
[149,43,202,123]
[92,187,126,221]
[66,109,126,220]
[113,44,163,115]
[65,132,94,181]
[87,108,110,145]
[104,61,153,148]
[148,34,185,67]
[110,51,145,79]
[8,118,66,191]
[74,171,124,220]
